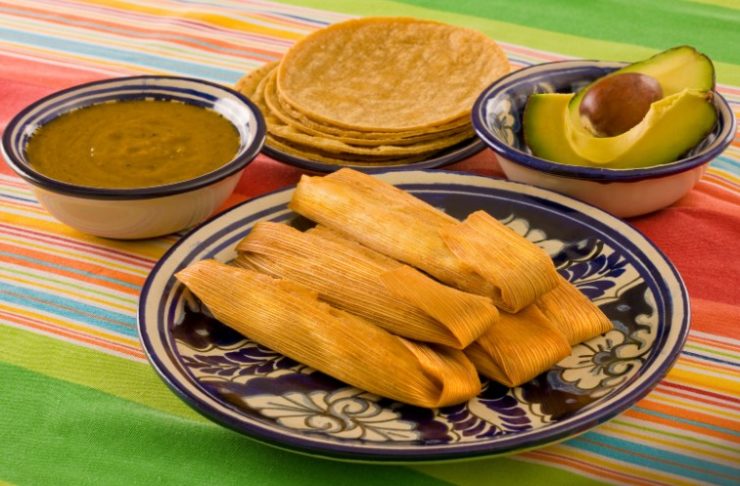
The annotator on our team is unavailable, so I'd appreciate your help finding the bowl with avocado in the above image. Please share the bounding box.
[472,46,734,218]
[2,76,266,239]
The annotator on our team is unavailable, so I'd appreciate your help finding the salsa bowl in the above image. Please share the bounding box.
[2,75,265,239]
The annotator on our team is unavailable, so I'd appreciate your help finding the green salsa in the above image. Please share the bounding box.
[26,99,240,188]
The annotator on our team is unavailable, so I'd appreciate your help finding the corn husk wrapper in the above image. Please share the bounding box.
[235,222,497,349]
[465,305,572,387]
[537,274,613,345]
[289,168,558,310]
[289,169,495,296]
[440,210,560,312]
[175,260,481,408]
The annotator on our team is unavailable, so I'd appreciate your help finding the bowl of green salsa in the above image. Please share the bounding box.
[2,75,266,239]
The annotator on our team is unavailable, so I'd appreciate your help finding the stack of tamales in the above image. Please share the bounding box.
[176,169,612,408]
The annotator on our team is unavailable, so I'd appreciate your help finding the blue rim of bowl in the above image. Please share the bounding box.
[471,60,736,182]
[262,136,485,173]
[1,75,266,200]
[137,169,691,462]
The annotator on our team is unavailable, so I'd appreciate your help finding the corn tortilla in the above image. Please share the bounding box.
[277,17,510,131]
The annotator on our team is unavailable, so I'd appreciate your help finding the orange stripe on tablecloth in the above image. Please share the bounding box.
[2,224,156,267]
[656,381,740,410]
[0,310,145,360]
[677,354,739,376]
[78,0,305,40]
[687,337,740,355]
[0,44,143,81]
[688,299,740,341]
[704,171,740,191]
[649,391,740,423]
[0,242,144,294]
[9,2,284,61]
[0,198,53,217]
[627,400,739,443]
[0,47,120,81]
[667,365,740,398]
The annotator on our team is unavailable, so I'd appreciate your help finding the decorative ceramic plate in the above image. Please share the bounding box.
[262,137,485,173]
[138,170,689,462]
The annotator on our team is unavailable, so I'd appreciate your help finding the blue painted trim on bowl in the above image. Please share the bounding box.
[137,170,691,462]
[1,75,266,200]
[262,137,486,174]
[471,60,736,182]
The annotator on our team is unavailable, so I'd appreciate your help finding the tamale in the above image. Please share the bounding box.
[289,169,494,296]
[440,210,560,312]
[465,305,572,388]
[537,274,613,345]
[176,260,481,408]
[235,222,498,349]
[289,168,558,310]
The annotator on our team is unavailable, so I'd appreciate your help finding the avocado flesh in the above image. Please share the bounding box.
[523,93,592,167]
[568,45,715,129]
[523,90,717,169]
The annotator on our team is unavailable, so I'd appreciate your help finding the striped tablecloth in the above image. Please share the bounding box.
[1,1,738,485]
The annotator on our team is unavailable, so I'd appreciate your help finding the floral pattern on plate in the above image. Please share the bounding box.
[139,170,688,461]
[172,210,655,445]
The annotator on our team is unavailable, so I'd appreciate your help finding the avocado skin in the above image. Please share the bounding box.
[522,46,717,169]
[568,46,715,119]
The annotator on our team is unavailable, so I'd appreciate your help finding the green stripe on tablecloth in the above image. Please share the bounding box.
[276,0,740,85]
[2,327,596,485]
[394,0,740,64]
[0,361,448,486]
[1,325,201,421]
[689,0,740,9]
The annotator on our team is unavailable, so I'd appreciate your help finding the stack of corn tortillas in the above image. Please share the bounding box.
[236,17,510,167]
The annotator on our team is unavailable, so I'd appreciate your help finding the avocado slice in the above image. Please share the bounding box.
[523,93,592,167]
[522,46,717,169]
[568,45,716,128]
[523,89,717,169]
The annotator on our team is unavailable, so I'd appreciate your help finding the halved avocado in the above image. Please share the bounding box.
[568,45,716,128]
[523,89,717,169]
[522,46,717,169]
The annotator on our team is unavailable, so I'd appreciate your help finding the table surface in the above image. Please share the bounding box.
[1,1,738,485]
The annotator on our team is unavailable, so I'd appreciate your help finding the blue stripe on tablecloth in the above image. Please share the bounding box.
[0,26,240,81]
[710,155,740,174]
[568,432,740,485]
[0,252,139,290]
[0,283,137,336]
[682,350,739,367]
[629,406,740,437]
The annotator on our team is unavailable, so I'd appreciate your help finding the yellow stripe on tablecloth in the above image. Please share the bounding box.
[1,304,141,356]
[0,267,136,314]
[81,0,307,39]
[0,205,175,262]
[668,364,740,397]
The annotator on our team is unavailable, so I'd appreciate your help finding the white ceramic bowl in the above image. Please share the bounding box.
[472,60,735,218]
[2,76,265,239]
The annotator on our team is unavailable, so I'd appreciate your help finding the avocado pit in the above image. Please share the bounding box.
[579,72,663,137]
